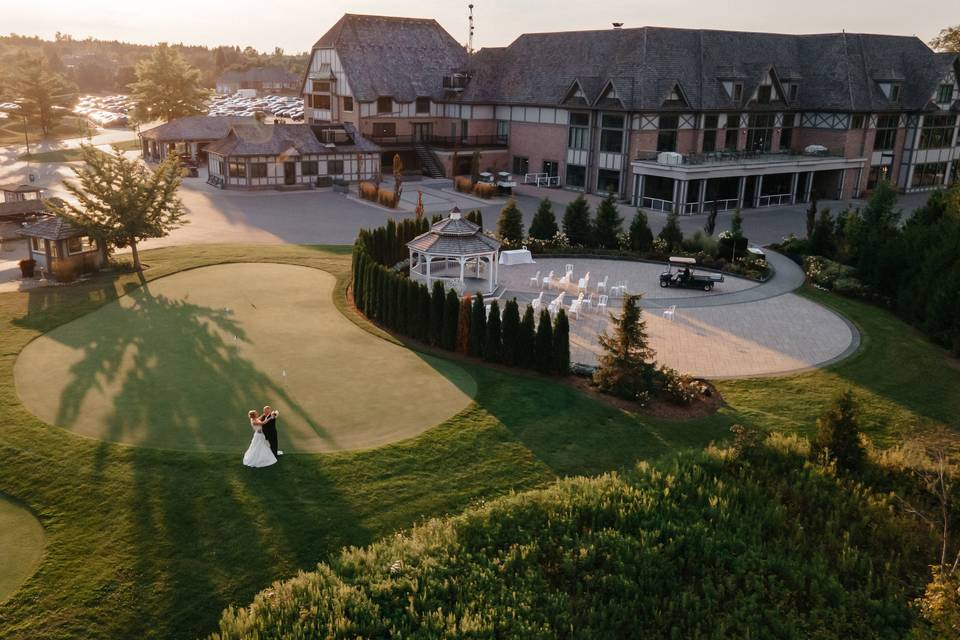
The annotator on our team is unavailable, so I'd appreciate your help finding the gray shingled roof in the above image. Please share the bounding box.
[217,66,298,85]
[459,26,959,112]
[311,14,469,102]
[407,213,501,255]
[0,183,44,194]
[139,116,256,142]
[0,198,63,220]
[205,122,380,157]
[18,214,84,241]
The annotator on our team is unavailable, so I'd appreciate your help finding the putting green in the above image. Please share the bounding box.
[14,263,476,453]
[0,495,44,603]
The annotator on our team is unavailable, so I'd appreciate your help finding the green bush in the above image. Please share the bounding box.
[500,299,520,366]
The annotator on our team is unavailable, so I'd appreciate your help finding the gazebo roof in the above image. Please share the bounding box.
[407,209,501,256]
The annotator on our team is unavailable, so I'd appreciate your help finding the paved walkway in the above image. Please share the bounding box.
[498,252,856,379]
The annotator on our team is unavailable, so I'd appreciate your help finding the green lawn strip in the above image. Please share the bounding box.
[0,117,91,147]
[17,139,140,163]
[0,495,45,604]
[716,285,960,444]
[0,244,726,640]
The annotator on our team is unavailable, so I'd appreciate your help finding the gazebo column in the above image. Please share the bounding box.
[459,257,466,290]
[488,253,494,291]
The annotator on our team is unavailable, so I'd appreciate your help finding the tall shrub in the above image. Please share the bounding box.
[497,198,524,246]
[442,289,459,351]
[470,293,486,357]
[658,210,683,250]
[485,301,502,363]
[500,299,521,365]
[811,390,865,472]
[456,297,472,354]
[563,195,592,246]
[430,281,446,345]
[417,284,431,342]
[593,294,656,401]
[630,209,654,253]
[529,198,558,240]
[517,305,536,368]
[552,309,570,375]
[593,193,623,249]
[534,309,554,373]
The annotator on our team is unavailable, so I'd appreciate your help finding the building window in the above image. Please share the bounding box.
[919,115,957,149]
[599,114,624,153]
[597,169,620,194]
[67,236,95,255]
[732,83,743,102]
[372,122,396,137]
[789,84,799,101]
[342,96,353,112]
[565,164,586,189]
[496,119,509,140]
[310,94,331,109]
[867,164,890,189]
[657,115,679,152]
[911,162,947,188]
[377,97,392,114]
[745,114,774,152]
[311,80,330,93]
[938,84,955,104]
[702,114,719,152]
[851,114,866,130]
[228,160,246,178]
[327,160,344,175]
[31,237,43,252]
[415,97,430,114]
[512,156,529,176]
[568,112,589,149]
[780,113,795,150]
[757,85,772,104]
[890,84,902,103]
[874,114,899,151]
[302,161,318,176]
[250,162,268,178]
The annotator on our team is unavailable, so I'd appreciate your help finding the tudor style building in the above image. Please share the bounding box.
[302,14,960,212]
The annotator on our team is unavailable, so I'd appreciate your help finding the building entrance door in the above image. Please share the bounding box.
[284,162,296,185]
[413,123,432,142]
[542,160,558,176]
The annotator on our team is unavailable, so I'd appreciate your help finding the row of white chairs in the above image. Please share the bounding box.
[530,269,630,297]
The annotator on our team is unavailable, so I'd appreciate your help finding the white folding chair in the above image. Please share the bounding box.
[663,305,676,321]
[548,291,566,315]
[597,275,608,294]
[564,263,574,275]
[568,292,584,320]
[584,292,595,311]
[529,270,541,288]
[577,271,591,293]
[597,294,608,313]
[531,291,544,313]
[542,270,554,290]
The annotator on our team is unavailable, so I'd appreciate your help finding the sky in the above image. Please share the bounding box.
[3,0,950,53]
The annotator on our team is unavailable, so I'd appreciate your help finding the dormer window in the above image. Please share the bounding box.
[377,97,393,114]
[311,80,331,93]
[757,85,772,104]
[732,83,743,102]
[669,88,682,101]
[789,84,799,101]
[937,84,954,104]
[890,84,902,104]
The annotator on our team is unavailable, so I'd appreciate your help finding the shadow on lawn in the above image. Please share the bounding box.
[15,276,329,455]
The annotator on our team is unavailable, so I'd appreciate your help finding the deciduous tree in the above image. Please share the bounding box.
[11,53,76,137]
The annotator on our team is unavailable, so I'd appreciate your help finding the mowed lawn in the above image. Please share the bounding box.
[0,244,957,639]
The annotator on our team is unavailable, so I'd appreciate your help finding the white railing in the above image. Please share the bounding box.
[757,193,793,207]
[640,196,673,212]
[523,172,561,187]
[702,198,740,212]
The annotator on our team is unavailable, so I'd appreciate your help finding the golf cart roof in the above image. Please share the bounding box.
[668,256,697,265]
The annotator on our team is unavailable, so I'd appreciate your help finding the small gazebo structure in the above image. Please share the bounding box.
[407,207,501,295]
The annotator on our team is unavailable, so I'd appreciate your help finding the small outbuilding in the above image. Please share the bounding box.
[139,116,256,163]
[407,207,501,295]
[19,216,105,279]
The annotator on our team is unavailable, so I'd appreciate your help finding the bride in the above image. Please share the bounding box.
[243,409,278,468]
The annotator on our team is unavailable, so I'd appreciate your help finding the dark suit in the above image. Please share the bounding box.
[260,412,279,457]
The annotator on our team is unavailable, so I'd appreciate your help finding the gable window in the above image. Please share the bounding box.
[310,94,331,109]
[342,96,353,112]
[702,114,719,152]
[757,85,772,104]
[874,114,899,151]
[732,83,743,102]
[377,97,393,114]
[937,84,954,104]
[890,84,903,104]
[657,115,679,152]
[568,112,589,149]
[311,80,331,93]
[327,160,344,175]
[599,114,624,153]
[415,97,430,114]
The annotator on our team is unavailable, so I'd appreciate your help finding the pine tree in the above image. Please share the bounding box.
[442,289,459,350]
[658,209,683,250]
[811,390,865,472]
[529,198,559,240]
[485,301,502,362]
[430,281,446,345]
[351,249,364,309]
[128,43,209,123]
[11,53,76,137]
[500,299,521,365]
[419,284,432,341]
[594,193,624,249]
[552,309,570,375]
[517,305,536,368]
[593,294,657,401]
[470,292,486,357]
[629,209,654,253]
[497,198,524,245]
[730,208,744,239]
[563,195,593,246]
[456,297,472,354]
[534,310,554,373]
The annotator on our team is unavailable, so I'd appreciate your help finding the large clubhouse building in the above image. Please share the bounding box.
[301,14,960,211]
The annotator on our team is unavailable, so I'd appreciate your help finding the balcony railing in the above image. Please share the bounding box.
[368,134,508,149]
[635,148,844,165]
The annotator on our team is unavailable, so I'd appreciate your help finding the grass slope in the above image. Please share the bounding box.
[0,495,45,604]
[16,139,140,162]
[0,116,92,146]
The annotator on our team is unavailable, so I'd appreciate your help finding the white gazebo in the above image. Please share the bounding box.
[407,207,501,296]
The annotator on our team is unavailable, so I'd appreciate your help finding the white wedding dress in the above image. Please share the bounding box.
[243,422,278,468]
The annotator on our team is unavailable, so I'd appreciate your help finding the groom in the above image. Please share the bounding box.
[260,406,282,458]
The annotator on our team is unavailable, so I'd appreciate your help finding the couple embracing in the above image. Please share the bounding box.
[243,406,282,468]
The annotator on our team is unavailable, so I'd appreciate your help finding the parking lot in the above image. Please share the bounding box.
[208,92,303,120]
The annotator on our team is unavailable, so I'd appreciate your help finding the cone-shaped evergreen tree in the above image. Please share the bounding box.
[593,193,623,249]
[529,198,558,240]
[629,209,654,253]
[497,198,524,246]
[811,390,865,472]
[534,309,554,373]
[563,194,592,246]
[485,301,502,362]
[430,281,446,346]
[517,305,536,368]
[593,294,657,400]
[500,298,521,365]
[442,289,459,350]
[470,292,486,357]
[417,284,431,341]
[456,297,472,354]
[552,309,570,375]
[658,209,683,250]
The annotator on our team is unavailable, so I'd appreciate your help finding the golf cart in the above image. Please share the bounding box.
[659,256,724,291]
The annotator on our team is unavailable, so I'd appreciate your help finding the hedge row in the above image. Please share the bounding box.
[351,222,569,375]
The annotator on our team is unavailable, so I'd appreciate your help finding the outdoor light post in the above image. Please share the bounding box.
[21,113,34,181]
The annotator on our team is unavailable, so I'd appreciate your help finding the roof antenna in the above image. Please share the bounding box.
[467,4,475,54]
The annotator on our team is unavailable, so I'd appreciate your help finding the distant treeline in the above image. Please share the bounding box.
[0,33,309,96]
